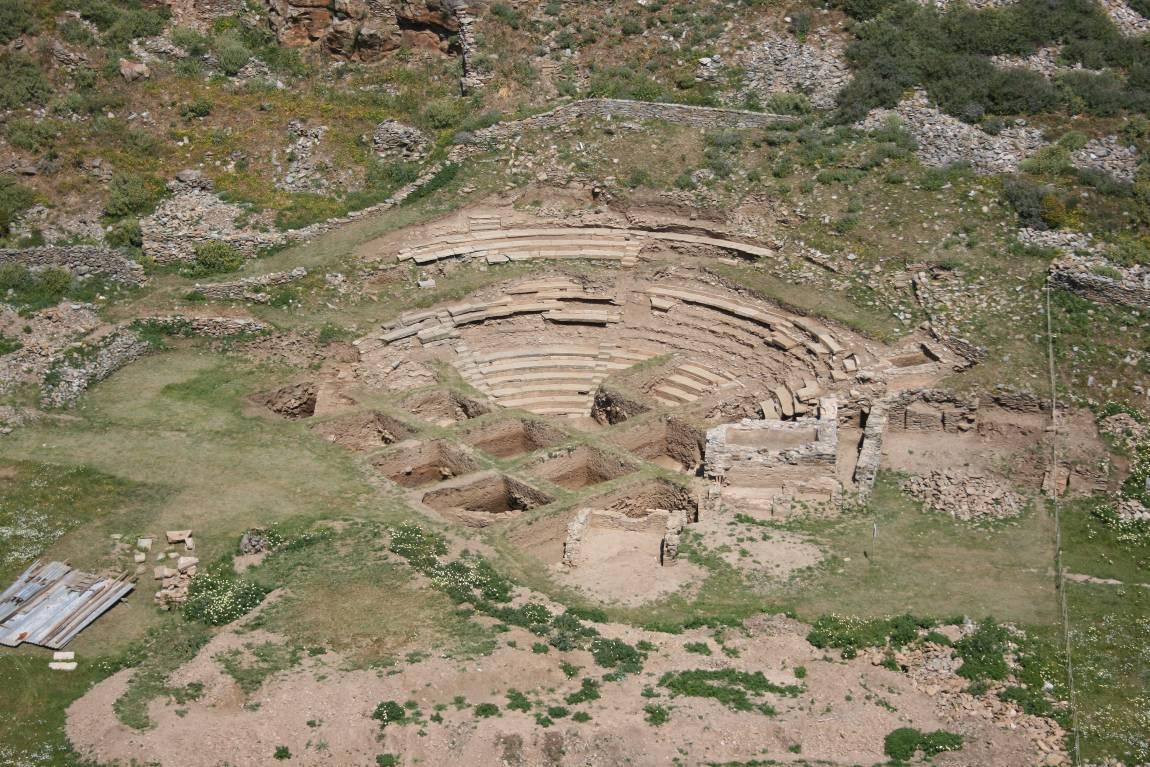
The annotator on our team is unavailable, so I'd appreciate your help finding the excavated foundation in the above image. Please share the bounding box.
[373,440,480,488]
[400,389,490,426]
[606,417,705,473]
[422,472,555,517]
[527,446,636,490]
[310,410,416,451]
[260,382,317,419]
[463,418,569,458]
[581,478,698,520]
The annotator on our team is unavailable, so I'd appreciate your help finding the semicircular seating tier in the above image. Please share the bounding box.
[392,225,776,267]
[360,273,884,420]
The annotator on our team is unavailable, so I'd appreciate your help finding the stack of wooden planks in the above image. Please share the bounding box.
[0,560,134,649]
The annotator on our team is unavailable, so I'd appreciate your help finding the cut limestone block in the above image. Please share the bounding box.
[165,530,192,544]
[48,662,77,671]
[52,651,74,661]
[136,537,153,551]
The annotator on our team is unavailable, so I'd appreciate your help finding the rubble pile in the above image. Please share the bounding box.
[373,120,430,162]
[141,170,284,263]
[277,121,332,193]
[1099,0,1150,36]
[904,469,1026,521]
[736,31,850,109]
[858,90,1043,174]
[889,640,1069,765]
[1072,136,1139,183]
[153,530,199,609]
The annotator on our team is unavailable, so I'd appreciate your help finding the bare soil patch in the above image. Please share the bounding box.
[582,478,698,520]
[257,382,317,419]
[606,416,705,473]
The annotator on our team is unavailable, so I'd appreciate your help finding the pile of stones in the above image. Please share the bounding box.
[858,90,1043,174]
[141,170,284,263]
[1072,136,1139,183]
[277,121,331,193]
[153,530,199,609]
[373,120,430,163]
[903,469,1025,521]
[736,31,850,110]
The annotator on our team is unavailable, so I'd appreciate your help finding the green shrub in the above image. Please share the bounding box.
[216,34,252,76]
[589,637,646,673]
[884,727,923,761]
[171,27,211,56]
[180,99,213,120]
[273,745,291,760]
[376,755,399,767]
[643,703,670,725]
[421,98,465,130]
[954,620,1011,681]
[0,264,74,310]
[766,93,813,115]
[565,677,601,705]
[105,218,143,250]
[372,700,406,727]
[183,573,267,625]
[0,0,35,43]
[105,174,166,219]
[0,53,50,111]
[5,119,57,153]
[659,668,802,712]
[474,702,500,717]
[183,240,244,277]
[684,641,712,655]
[0,175,36,236]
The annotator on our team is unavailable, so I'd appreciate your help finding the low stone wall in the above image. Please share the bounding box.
[40,329,150,408]
[194,267,308,302]
[139,315,271,337]
[0,246,145,285]
[1050,255,1150,311]
[705,398,838,484]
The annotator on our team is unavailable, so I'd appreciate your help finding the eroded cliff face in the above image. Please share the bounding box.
[266,0,460,60]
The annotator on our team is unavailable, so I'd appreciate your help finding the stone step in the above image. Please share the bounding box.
[654,384,699,404]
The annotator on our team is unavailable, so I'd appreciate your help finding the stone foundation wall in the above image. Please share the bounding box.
[885,389,978,433]
[1050,254,1150,311]
[705,397,838,483]
[853,401,887,504]
[0,246,145,285]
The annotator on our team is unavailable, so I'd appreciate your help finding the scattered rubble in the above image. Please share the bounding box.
[904,469,1026,521]
[1072,136,1139,183]
[736,30,850,110]
[276,121,332,193]
[858,90,1043,174]
[1099,0,1150,36]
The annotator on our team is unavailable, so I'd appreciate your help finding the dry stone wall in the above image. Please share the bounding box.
[0,246,145,285]
[40,329,150,408]
[1050,255,1150,311]
[194,267,308,302]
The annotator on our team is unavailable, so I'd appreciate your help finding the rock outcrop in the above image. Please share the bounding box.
[265,0,460,61]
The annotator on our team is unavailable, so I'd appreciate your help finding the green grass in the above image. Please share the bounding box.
[781,474,1058,625]
[216,641,304,694]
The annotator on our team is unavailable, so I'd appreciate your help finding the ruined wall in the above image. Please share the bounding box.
[40,329,150,408]
[705,398,838,486]
[1050,255,1150,311]
[853,402,886,504]
[885,389,978,433]
[0,246,145,285]
[194,267,308,302]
